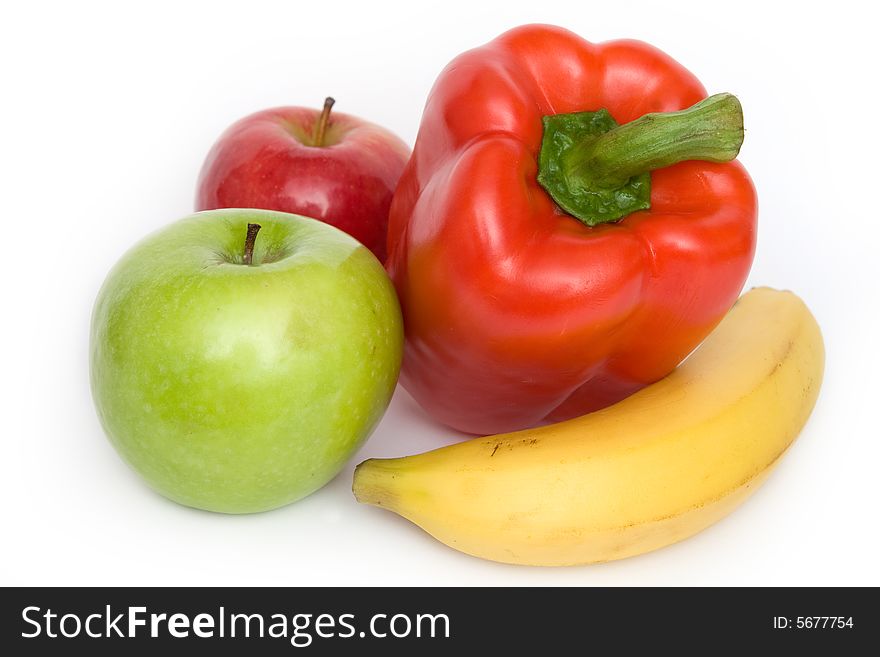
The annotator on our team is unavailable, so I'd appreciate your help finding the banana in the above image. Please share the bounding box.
[353,287,824,566]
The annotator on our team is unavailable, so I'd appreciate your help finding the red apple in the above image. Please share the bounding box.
[196,98,410,262]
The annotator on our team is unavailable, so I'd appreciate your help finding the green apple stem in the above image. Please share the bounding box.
[243,223,261,265]
[313,97,336,147]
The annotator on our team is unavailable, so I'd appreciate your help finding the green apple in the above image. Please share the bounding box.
[90,209,403,513]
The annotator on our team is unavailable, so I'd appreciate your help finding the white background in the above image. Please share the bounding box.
[2,0,878,586]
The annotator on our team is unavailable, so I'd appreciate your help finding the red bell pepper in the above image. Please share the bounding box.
[387,24,757,435]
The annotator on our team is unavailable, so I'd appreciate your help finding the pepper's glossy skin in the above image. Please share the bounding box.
[387,25,758,434]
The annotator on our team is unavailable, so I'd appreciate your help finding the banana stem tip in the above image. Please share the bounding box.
[352,459,398,509]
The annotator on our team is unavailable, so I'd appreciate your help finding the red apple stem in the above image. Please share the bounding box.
[243,223,261,265]
[313,96,336,147]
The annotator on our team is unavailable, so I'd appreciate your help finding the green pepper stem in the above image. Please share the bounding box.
[564,93,744,190]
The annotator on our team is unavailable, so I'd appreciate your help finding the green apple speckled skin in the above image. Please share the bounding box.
[90,209,403,513]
